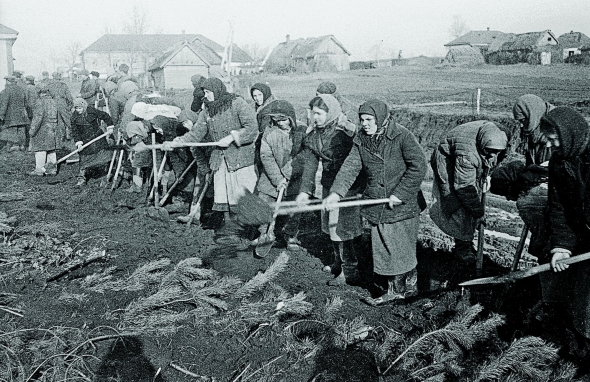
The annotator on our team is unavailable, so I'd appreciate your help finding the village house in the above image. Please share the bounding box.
[147,40,223,90]
[0,24,18,91]
[80,33,252,86]
[265,35,350,73]
[558,31,590,61]
[444,28,505,65]
[487,30,559,65]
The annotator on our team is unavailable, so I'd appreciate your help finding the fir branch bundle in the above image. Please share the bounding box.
[475,336,560,381]
[275,292,313,317]
[333,316,372,349]
[234,252,289,299]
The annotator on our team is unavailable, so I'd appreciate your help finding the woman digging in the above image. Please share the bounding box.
[252,100,306,249]
[162,78,259,245]
[70,98,114,186]
[296,94,363,286]
[324,99,427,305]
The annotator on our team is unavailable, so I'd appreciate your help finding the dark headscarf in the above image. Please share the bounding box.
[267,100,296,127]
[250,83,272,104]
[513,94,553,142]
[317,81,337,95]
[202,78,237,117]
[541,107,590,159]
[358,99,390,128]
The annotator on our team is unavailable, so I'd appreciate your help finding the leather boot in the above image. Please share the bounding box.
[364,267,418,306]
[322,241,343,274]
[327,240,360,286]
[454,238,476,266]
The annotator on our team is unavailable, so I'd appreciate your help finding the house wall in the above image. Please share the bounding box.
[83,51,152,78]
[314,54,349,71]
[0,36,16,92]
[164,66,209,89]
[563,48,581,59]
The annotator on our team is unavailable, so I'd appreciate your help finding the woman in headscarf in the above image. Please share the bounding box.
[296,94,364,286]
[253,100,306,248]
[29,83,59,175]
[250,83,276,133]
[125,102,181,193]
[540,106,590,347]
[429,120,508,265]
[162,78,258,244]
[325,99,426,305]
[70,97,114,186]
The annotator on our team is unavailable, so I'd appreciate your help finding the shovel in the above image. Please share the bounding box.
[255,187,286,258]
[476,169,490,276]
[460,252,590,287]
[103,135,121,186]
[57,131,111,164]
[110,149,125,192]
[158,159,197,206]
[134,141,220,152]
[183,172,212,229]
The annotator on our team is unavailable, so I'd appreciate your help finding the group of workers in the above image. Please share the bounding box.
[1,66,590,345]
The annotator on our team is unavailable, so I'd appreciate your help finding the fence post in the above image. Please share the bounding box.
[476,88,481,115]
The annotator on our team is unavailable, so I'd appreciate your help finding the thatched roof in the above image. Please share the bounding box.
[0,24,18,35]
[445,30,505,47]
[268,35,350,62]
[558,31,590,49]
[148,40,222,71]
[82,34,252,63]
[495,30,558,52]
[445,45,485,64]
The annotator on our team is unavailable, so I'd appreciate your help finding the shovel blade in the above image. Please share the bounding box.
[255,240,275,258]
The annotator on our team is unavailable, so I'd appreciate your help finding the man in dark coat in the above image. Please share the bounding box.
[79,69,99,107]
[0,75,29,150]
[48,72,74,151]
[29,82,59,175]
[540,106,590,344]
[190,74,207,113]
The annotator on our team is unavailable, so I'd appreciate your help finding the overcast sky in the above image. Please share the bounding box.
[1,0,589,76]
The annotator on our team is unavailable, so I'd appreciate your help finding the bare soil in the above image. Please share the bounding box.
[2,64,590,381]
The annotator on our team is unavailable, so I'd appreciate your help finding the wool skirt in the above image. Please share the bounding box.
[371,215,419,276]
[213,158,257,212]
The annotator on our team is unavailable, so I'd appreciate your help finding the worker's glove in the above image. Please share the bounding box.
[296,192,310,206]
[323,192,341,211]
[551,248,571,272]
[217,134,235,148]
[482,176,492,193]
[75,141,83,149]
[106,125,114,135]
[388,194,402,209]
[276,178,289,193]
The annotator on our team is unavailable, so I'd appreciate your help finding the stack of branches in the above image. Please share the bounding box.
[362,297,577,381]
[120,252,310,337]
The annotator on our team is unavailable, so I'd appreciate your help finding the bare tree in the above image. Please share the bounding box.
[123,4,150,34]
[241,43,268,63]
[449,14,470,39]
[63,41,82,73]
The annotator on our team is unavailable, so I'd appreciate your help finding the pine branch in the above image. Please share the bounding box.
[234,252,289,299]
[475,336,559,382]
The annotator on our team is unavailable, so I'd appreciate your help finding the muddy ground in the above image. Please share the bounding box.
[2,65,590,381]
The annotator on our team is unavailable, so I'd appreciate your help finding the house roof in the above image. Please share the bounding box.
[82,34,252,63]
[498,30,558,51]
[558,31,590,49]
[0,24,18,35]
[444,30,505,47]
[148,40,222,71]
[268,34,350,62]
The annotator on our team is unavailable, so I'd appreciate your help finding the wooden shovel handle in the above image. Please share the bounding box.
[139,142,220,152]
[276,198,391,215]
[57,131,111,164]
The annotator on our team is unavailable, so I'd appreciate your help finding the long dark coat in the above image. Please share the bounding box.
[29,94,59,152]
[71,106,114,155]
[330,122,427,224]
[48,80,73,139]
[0,83,29,127]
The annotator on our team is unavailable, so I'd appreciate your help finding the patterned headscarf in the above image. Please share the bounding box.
[201,78,237,117]
[541,107,590,159]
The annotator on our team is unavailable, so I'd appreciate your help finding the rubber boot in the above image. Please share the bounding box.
[327,240,360,286]
[31,151,47,175]
[322,241,343,275]
[127,170,143,193]
[454,238,476,266]
[364,267,418,306]
[45,152,57,175]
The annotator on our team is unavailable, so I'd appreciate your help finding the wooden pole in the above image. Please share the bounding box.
[476,88,481,115]
[151,134,160,207]
[511,225,529,272]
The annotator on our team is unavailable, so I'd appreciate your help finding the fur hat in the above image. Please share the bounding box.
[316,81,337,95]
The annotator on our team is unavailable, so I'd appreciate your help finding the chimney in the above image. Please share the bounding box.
[286,34,290,43]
